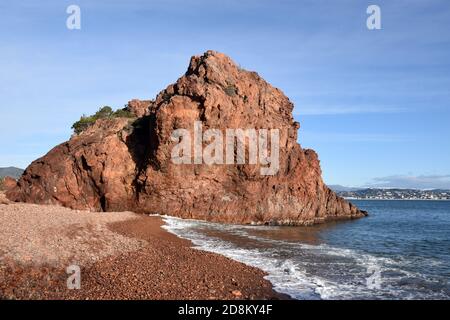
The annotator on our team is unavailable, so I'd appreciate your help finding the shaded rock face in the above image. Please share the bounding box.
[7,51,367,225]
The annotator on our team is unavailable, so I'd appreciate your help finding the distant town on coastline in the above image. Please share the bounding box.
[329,186,450,200]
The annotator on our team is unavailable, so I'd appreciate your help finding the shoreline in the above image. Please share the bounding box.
[0,194,286,300]
[345,198,450,201]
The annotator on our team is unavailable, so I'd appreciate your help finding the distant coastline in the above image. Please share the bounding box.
[344,198,450,201]
[330,186,450,201]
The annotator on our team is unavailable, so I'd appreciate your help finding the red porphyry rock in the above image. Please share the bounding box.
[127,99,152,117]
[6,51,367,225]
[2,176,17,191]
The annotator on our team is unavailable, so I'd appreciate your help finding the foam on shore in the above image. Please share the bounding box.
[161,215,449,300]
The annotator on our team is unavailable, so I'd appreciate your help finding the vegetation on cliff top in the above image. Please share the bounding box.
[71,106,135,134]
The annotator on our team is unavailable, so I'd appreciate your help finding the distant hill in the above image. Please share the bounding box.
[328,185,364,192]
[0,167,24,179]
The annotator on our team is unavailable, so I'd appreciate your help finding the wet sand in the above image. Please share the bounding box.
[0,193,284,300]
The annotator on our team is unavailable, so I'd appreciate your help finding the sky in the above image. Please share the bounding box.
[0,0,449,189]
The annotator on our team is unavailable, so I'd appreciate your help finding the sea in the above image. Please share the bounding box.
[161,200,450,300]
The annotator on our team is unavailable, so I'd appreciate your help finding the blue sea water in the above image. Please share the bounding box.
[162,200,450,300]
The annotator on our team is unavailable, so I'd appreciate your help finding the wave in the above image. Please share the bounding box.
[160,215,450,300]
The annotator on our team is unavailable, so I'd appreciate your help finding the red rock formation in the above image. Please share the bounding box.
[7,51,367,225]
[127,99,151,118]
[2,176,17,192]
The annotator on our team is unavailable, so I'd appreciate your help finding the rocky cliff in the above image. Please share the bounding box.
[6,51,367,225]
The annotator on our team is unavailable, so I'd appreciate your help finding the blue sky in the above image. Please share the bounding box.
[0,0,449,188]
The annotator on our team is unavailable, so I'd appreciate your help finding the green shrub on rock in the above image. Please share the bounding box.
[71,106,136,134]
[112,108,134,118]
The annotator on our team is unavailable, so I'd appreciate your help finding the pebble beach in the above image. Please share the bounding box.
[0,192,283,300]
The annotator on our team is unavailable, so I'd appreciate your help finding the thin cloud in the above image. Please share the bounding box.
[294,105,407,116]
[300,132,409,143]
[365,174,450,190]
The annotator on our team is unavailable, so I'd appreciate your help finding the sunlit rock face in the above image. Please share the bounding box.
[7,51,366,225]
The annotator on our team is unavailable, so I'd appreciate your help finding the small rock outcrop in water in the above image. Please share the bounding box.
[6,51,367,225]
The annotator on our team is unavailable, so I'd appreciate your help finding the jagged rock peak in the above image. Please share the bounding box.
[6,50,367,225]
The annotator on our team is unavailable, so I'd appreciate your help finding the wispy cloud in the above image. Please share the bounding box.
[300,132,409,143]
[294,105,407,116]
[364,174,450,189]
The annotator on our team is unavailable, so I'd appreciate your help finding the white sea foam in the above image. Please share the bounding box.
[160,215,449,300]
